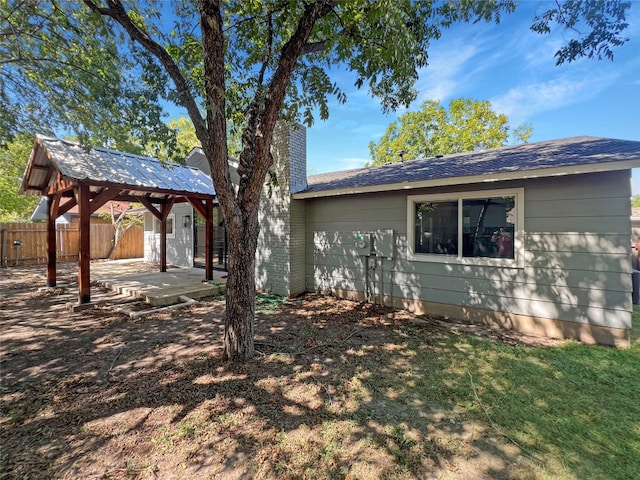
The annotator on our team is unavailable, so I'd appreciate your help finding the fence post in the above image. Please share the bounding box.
[0,228,5,267]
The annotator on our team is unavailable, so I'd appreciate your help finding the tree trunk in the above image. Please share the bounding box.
[223,209,259,361]
[196,0,333,362]
[107,224,122,260]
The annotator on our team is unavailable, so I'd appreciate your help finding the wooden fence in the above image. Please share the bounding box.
[0,223,143,267]
[112,225,144,260]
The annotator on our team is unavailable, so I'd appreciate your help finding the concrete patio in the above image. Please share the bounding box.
[42,258,226,308]
[83,259,227,307]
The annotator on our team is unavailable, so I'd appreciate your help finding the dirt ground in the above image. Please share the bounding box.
[1,263,561,480]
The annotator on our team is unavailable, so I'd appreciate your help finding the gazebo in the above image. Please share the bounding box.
[20,136,216,304]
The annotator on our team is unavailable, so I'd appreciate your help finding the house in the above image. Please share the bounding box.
[149,125,639,346]
[296,135,639,347]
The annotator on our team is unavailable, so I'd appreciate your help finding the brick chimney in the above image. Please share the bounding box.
[255,122,307,296]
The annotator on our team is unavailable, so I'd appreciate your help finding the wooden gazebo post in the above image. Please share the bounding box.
[77,182,91,304]
[205,198,213,281]
[46,195,59,287]
[187,197,214,281]
[159,213,167,273]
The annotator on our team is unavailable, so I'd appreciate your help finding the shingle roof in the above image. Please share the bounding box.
[300,136,640,198]
[30,198,135,222]
[21,136,214,197]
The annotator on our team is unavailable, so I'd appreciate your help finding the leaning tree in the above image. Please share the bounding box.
[1,0,631,360]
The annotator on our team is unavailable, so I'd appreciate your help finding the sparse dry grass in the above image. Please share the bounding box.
[1,264,638,479]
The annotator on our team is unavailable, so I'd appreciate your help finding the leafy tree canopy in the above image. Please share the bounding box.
[0,134,40,222]
[368,98,533,166]
[1,1,631,153]
[0,0,178,154]
[143,115,201,163]
[530,0,631,64]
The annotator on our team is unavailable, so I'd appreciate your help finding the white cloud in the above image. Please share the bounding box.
[411,21,534,107]
[336,157,368,170]
[490,72,615,125]
[414,44,478,103]
[523,36,565,68]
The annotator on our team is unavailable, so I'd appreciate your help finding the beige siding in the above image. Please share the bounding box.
[305,170,632,332]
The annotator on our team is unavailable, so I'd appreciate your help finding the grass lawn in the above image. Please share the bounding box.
[434,309,640,480]
[2,274,639,479]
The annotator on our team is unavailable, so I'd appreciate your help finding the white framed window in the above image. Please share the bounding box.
[154,214,175,238]
[407,188,524,267]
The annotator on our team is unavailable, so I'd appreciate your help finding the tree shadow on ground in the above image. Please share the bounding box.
[3,276,633,479]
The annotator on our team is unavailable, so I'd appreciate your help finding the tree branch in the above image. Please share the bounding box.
[235,11,274,198]
[222,0,289,34]
[257,13,274,88]
[83,0,207,145]
[301,40,327,54]
[242,0,337,211]
[199,0,238,228]
[0,56,108,83]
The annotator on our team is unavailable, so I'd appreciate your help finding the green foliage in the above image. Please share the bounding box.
[0,134,39,221]
[632,195,640,208]
[141,116,201,163]
[530,0,632,65]
[144,115,242,161]
[368,98,533,166]
[97,209,143,230]
[2,1,629,149]
[0,0,178,157]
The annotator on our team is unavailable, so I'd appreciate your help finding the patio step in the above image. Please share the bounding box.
[92,265,227,307]
[143,282,225,306]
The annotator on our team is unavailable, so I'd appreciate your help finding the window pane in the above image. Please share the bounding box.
[154,217,174,235]
[414,201,458,255]
[462,196,515,259]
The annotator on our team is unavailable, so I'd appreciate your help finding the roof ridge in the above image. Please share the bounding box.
[308,136,608,181]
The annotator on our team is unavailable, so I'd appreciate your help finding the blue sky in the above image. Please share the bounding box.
[304,1,640,192]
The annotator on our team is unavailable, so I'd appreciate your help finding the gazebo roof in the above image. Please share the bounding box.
[21,136,214,199]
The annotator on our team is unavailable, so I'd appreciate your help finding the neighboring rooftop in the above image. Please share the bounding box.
[21,136,214,198]
[30,199,136,222]
[297,136,640,198]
